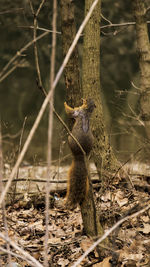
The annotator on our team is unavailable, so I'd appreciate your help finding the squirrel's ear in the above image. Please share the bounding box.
[80,99,87,110]
[64,102,74,117]
[80,98,95,113]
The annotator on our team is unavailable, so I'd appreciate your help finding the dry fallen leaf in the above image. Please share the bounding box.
[101,191,112,202]
[114,190,128,207]
[47,237,61,244]
[141,215,149,223]
[119,245,143,262]
[94,257,112,267]
[57,258,70,267]
[138,223,150,234]
[80,238,93,252]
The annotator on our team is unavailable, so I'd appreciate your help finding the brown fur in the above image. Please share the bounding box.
[65,99,95,209]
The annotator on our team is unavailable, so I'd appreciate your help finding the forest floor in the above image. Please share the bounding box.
[0,163,150,266]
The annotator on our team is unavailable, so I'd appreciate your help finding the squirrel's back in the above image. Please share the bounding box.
[68,118,93,156]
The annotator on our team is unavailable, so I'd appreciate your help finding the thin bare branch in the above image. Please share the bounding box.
[0,123,11,265]
[19,20,150,32]
[0,246,29,261]
[113,146,143,183]
[2,130,22,139]
[0,8,24,15]
[18,25,61,34]
[101,20,150,29]
[0,31,48,82]
[28,0,34,15]
[36,0,46,17]
[146,6,150,13]
[0,232,43,267]
[44,0,57,266]
[0,65,18,83]
[128,103,145,126]
[12,117,27,204]
[28,0,45,87]
[27,3,57,263]
[101,13,112,25]
[131,81,141,90]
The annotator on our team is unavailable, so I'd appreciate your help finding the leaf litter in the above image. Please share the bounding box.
[0,163,150,266]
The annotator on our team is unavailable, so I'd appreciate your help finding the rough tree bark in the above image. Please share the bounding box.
[133,0,150,141]
[60,0,82,108]
[82,0,119,177]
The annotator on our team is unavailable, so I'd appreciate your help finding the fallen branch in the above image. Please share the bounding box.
[2,177,99,184]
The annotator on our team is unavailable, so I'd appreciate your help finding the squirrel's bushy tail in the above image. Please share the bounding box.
[66,156,89,209]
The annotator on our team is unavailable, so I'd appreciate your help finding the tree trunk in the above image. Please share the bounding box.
[82,0,119,177]
[60,0,82,108]
[81,179,104,237]
[60,0,106,242]
[133,0,150,141]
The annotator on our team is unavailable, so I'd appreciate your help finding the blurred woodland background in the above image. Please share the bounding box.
[1,0,150,164]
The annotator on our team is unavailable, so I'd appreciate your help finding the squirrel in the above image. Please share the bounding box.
[64,98,95,209]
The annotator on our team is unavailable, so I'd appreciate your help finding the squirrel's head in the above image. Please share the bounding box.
[64,98,95,118]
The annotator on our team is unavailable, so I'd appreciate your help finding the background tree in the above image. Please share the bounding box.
[133,0,150,146]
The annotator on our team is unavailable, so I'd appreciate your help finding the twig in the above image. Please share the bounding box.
[146,6,150,14]
[0,232,43,267]
[28,0,46,87]
[2,130,22,139]
[131,81,141,90]
[101,13,112,25]
[0,31,48,82]
[0,246,32,263]
[128,103,145,126]
[18,25,61,34]
[12,116,27,204]
[0,123,11,265]
[36,0,46,17]
[72,203,150,267]
[113,146,143,180]
[0,0,99,206]
[0,65,18,83]
[27,2,57,265]
[45,0,57,266]
[101,20,150,29]
[0,8,24,15]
